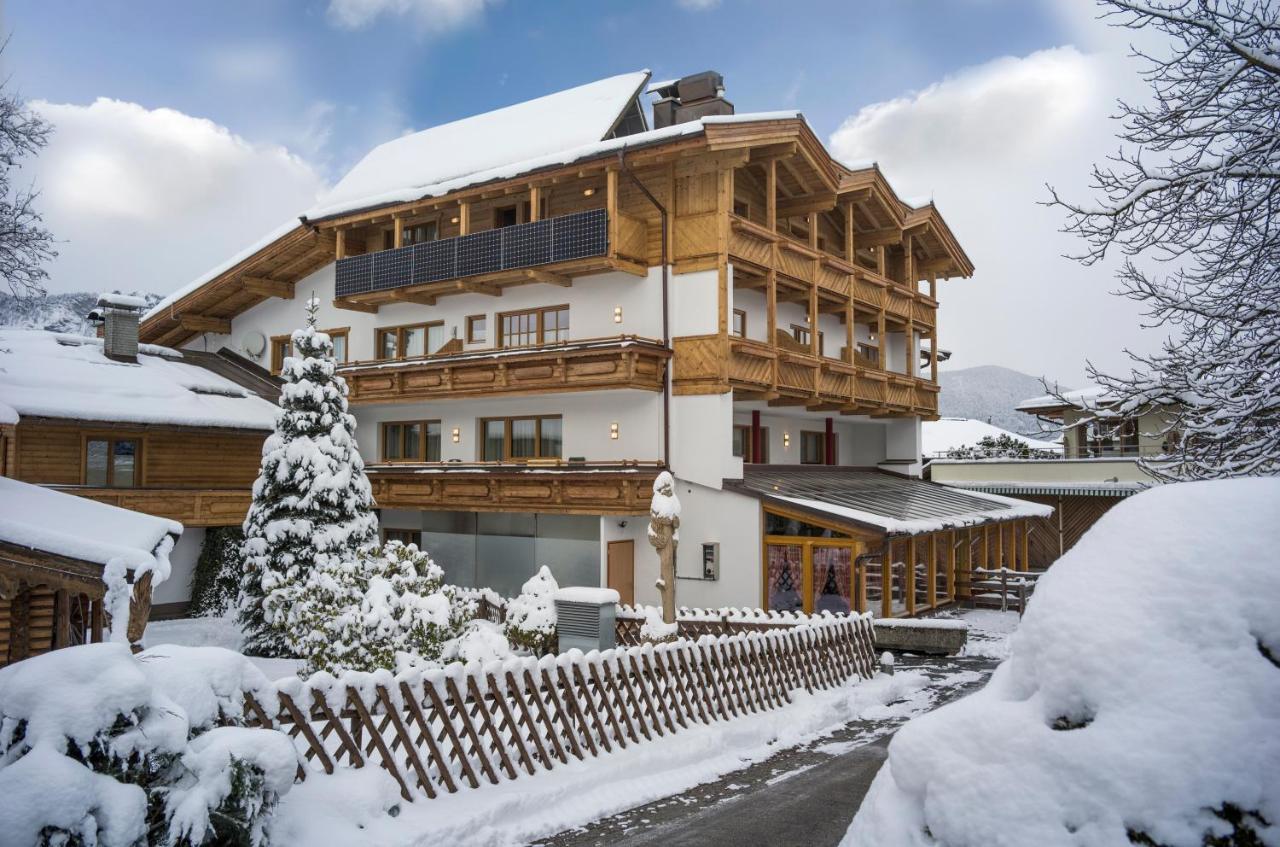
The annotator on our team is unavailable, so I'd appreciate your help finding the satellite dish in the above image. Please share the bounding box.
[241,330,267,358]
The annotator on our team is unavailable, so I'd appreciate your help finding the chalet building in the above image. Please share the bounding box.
[137,70,1050,618]
[0,295,278,615]
[930,386,1173,568]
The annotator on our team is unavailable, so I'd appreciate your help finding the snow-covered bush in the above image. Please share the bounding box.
[503,566,559,654]
[943,433,1058,460]
[844,479,1280,847]
[444,620,513,666]
[639,605,678,643]
[291,541,464,676]
[238,301,378,656]
[0,642,297,846]
[189,526,244,618]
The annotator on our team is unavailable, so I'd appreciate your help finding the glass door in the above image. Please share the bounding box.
[765,543,805,613]
[812,545,854,614]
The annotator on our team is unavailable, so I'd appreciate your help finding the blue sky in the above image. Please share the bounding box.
[3,0,1159,382]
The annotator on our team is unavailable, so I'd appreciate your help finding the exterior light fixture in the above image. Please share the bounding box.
[783,432,791,449]
[613,306,623,323]
[610,422,620,440]
[451,427,461,443]
[450,216,459,224]
[583,187,595,197]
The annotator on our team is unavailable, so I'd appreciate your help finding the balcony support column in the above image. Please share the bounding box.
[606,168,619,261]
[766,160,777,233]
[906,315,915,378]
[529,185,542,222]
[335,228,346,260]
[393,216,404,249]
[930,274,939,385]
[904,233,915,291]
[766,268,778,390]
[458,200,471,236]
[751,409,762,465]
[877,308,887,373]
[824,416,835,466]
[844,202,856,263]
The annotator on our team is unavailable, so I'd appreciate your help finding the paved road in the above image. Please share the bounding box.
[535,655,995,847]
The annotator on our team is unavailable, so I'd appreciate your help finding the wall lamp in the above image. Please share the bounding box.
[610,422,620,440]
[613,306,623,323]
[451,427,461,443]
[783,432,791,449]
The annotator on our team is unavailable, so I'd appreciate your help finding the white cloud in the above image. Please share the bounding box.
[326,0,497,31]
[676,0,721,10]
[29,98,327,297]
[828,46,1160,385]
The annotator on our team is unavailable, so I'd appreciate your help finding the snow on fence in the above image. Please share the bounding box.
[614,605,826,645]
[239,614,877,802]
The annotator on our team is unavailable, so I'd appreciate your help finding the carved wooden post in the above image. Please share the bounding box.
[648,471,681,624]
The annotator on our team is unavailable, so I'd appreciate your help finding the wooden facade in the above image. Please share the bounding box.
[368,466,659,516]
[3,419,264,526]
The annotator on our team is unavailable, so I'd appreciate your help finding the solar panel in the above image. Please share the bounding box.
[332,208,611,298]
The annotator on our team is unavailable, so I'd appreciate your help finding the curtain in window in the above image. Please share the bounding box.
[510,418,537,458]
[812,546,852,614]
[483,420,505,461]
[539,417,562,457]
[766,544,803,612]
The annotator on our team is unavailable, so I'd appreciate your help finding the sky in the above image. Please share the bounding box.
[3,0,1165,385]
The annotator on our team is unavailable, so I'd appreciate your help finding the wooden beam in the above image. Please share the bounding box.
[1020,520,1030,573]
[529,185,542,222]
[906,535,916,616]
[458,200,471,236]
[334,298,379,314]
[776,191,837,220]
[335,228,346,260]
[458,281,501,297]
[766,159,777,232]
[242,276,294,300]
[858,228,904,248]
[881,540,893,619]
[877,308,886,371]
[393,216,404,249]
[178,314,231,335]
[388,289,436,306]
[524,269,571,287]
[844,202,856,262]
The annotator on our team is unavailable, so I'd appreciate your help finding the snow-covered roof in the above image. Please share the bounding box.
[0,329,278,430]
[938,480,1146,498]
[0,476,181,571]
[308,70,651,220]
[922,417,1061,457]
[1016,384,1111,413]
[728,468,1053,535]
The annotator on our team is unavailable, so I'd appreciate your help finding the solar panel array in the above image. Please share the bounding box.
[334,208,609,298]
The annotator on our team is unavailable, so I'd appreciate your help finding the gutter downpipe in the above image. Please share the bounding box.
[618,147,671,474]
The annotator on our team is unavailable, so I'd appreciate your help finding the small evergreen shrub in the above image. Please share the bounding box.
[189,526,245,618]
[503,566,559,655]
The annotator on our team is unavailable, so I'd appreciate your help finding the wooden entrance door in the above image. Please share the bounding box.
[606,540,635,605]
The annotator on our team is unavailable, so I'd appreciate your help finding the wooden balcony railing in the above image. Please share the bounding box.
[339,335,670,405]
[673,334,938,417]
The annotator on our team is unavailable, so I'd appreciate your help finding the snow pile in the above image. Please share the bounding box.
[639,605,678,642]
[0,642,297,847]
[845,479,1280,847]
[648,470,682,531]
[444,619,513,666]
[0,328,277,430]
[504,566,559,655]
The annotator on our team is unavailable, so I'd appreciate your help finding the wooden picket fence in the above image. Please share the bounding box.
[239,615,877,802]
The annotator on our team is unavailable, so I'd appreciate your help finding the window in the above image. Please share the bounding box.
[732,309,747,338]
[466,314,487,344]
[791,324,825,356]
[498,306,569,348]
[733,199,750,218]
[270,335,292,374]
[479,415,562,462]
[85,437,140,487]
[381,420,441,462]
[382,528,418,546]
[732,424,770,463]
[855,342,879,366]
[402,220,438,246]
[493,202,530,229]
[322,328,349,363]
[801,431,836,465]
[375,322,446,360]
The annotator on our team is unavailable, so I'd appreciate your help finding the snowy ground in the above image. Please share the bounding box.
[143,615,305,680]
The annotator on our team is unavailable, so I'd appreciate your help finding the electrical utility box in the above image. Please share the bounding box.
[701,542,720,580]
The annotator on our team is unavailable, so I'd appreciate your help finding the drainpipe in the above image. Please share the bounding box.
[618,147,671,473]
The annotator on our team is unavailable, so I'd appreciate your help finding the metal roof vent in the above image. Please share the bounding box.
[650,70,734,129]
[553,587,619,653]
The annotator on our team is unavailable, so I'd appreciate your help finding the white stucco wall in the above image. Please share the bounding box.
[153,526,205,605]
[670,392,736,489]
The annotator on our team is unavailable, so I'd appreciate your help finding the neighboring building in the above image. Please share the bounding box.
[137,70,1049,618]
[930,385,1174,568]
[0,296,278,615]
[0,476,180,667]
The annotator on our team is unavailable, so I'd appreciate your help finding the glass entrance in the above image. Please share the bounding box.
[812,546,853,614]
[765,537,865,615]
[766,543,804,612]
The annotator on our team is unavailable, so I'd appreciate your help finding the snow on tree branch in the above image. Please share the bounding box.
[1045,0,1280,479]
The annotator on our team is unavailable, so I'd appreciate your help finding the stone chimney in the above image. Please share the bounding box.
[90,293,146,363]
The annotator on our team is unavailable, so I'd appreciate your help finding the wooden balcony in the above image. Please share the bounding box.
[673,334,938,417]
[332,208,649,309]
[367,463,660,516]
[340,336,670,405]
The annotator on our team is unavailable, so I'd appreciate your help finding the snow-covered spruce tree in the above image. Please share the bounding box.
[944,434,1060,460]
[1047,0,1280,480]
[238,299,378,656]
[292,541,457,675]
[504,566,559,655]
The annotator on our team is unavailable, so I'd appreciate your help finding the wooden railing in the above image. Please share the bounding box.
[239,616,877,802]
[956,568,1042,617]
[340,335,670,404]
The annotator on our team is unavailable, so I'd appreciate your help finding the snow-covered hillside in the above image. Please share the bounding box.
[0,290,161,336]
[937,365,1064,436]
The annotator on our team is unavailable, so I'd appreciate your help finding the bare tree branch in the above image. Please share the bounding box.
[0,39,56,298]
